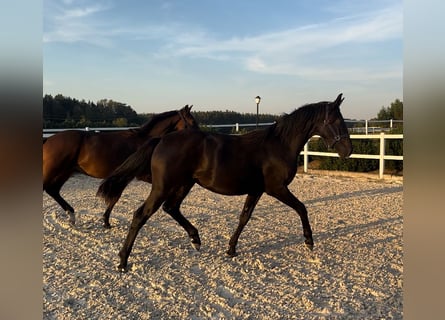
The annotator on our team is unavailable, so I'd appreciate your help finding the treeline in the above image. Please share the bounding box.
[43,94,403,174]
[44,94,403,130]
[43,94,280,129]
[43,94,143,128]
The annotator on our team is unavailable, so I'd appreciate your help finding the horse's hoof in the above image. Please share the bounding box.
[103,223,112,229]
[191,240,201,251]
[305,242,314,251]
[226,250,238,258]
[67,211,76,226]
[117,265,128,273]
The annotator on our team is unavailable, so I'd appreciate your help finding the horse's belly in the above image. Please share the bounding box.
[195,170,261,196]
[196,181,247,196]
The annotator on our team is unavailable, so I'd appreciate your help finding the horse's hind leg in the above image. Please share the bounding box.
[162,183,200,250]
[101,180,138,228]
[227,193,262,257]
[102,202,115,229]
[118,192,164,272]
[44,185,76,225]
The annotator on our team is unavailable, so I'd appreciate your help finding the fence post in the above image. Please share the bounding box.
[303,142,309,173]
[379,132,385,179]
[235,123,239,133]
[365,120,368,135]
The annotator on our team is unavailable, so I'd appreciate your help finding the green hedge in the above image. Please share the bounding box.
[307,130,403,173]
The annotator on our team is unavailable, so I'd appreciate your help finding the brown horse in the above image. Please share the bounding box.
[43,105,198,227]
[97,94,352,272]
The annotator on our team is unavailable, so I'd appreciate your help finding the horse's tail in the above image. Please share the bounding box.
[97,137,161,206]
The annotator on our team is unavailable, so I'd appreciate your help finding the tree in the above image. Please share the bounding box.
[113,117,128,127]
[376,99,403,120]
[43,94,142,128]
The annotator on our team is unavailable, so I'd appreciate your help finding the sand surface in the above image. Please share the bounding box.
[43,173,403,319]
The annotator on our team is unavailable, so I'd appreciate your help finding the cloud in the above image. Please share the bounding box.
[43,1,113,44]
[150,4,402,82]
[43,1,402,81]
[57,5,108,19]
[246,57,267,72]
[169,5,402,58]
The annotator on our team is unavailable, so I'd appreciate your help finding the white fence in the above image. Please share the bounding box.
[43,124,403,179]
[346,119,403,134]
[302,133,403,179]
[202,119,402,135]
[42,127,132,138]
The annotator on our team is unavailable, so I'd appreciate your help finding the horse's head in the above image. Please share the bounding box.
[316,93,352,159]
[176,105,199,131]
[138,105,199,137]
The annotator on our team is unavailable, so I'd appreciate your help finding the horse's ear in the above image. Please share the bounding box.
[334,93,344,107]
[183,104,193,111]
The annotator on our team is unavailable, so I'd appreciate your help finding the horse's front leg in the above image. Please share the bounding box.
[267,186,313,250]
[161,182,200,249]
[227,193,262,257]
[162,203,201,251]
[45,186,76,225]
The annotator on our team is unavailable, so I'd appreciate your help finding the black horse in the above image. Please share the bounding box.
[97,94,352,272]
[44,105,198,227]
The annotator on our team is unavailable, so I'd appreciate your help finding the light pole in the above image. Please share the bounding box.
[255,96,261,128]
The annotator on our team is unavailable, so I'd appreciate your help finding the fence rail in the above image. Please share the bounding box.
[42,127,132,138]
[302,133,403,179]
[43,125,403,179]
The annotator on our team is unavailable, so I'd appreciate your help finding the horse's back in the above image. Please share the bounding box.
[152,129,206,164]
[152,130,264,195]
[43,130,85,160]
[77,131,143,178]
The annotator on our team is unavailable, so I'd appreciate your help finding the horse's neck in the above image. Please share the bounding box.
[139,119,174,137]
[275,122,317,159]
[286,132,312,164]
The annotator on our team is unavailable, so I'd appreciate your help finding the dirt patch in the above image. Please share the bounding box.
[44,174,403,319]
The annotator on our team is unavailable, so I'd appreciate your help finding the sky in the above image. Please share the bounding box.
[43,0,402,120]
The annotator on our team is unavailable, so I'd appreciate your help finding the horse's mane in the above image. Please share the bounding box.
[268,101,328,144]
[238,102,327,145]
[128,110,179,136]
